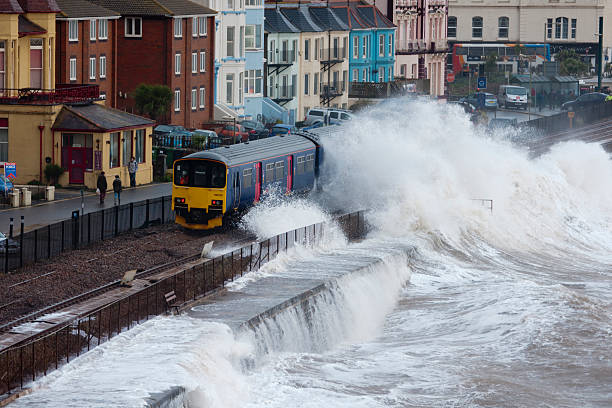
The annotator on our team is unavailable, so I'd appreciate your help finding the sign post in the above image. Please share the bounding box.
[568,111,575,128]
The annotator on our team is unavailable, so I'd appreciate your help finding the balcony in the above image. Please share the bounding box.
[396,40,448,55]
[268,49,296,66]
[0,84,100,105]
[320,48,346,63]
[271,85,295,106]
[395,0,417,9]
[320,82,344,105]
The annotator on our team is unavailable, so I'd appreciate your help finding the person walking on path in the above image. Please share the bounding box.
[113,175,122,206]
[96,171,107,205]
[128,156,138,188]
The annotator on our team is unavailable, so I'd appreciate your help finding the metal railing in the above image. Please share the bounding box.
[2,196,174,274]
[0,85,100,105]
[0,210,366,397]
[524,102,612,135]
[320,48,346,62]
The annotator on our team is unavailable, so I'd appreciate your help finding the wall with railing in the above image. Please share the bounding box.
[524,102,612,134]
[0,211,366,398]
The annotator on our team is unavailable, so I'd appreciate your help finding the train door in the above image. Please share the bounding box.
[232,170,241,209]
[254,162,262,203]
[286,155,293,193]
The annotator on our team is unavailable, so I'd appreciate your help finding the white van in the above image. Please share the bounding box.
[498,85,528,110]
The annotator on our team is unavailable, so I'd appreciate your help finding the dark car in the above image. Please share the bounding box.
[219,124,249,144]
[561,92,607,111]
[460,92,498,110]
[488,118,518,130]
[239,120,269,140]
[270,124,297,136]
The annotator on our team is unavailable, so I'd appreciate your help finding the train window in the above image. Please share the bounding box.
[275,161,284,180]
[243,168,252,188]
[265,163,274,182]
[296,156,305,174]
[173,159,226,188]
[306,154,314,171]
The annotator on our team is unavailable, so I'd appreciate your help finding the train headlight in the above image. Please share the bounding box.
[211,200,223,206]
[175,197,186,204]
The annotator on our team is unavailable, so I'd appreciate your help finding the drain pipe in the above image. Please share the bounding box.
[38,124,44,183]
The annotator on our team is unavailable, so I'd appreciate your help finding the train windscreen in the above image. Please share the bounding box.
[174,159,226,188]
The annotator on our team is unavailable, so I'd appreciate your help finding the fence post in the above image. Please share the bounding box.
[88,213,91,244]
[221,255,225,287]
[249,244,253,271]
[47,224,51,258]
[19,216,23,267]
[61,221,65,252]
[145,199,150,226]
[101,210,105,241]
[161,196,165,223]
[34,229,38,262]
[129,203,134,231]
[114,205,119,237]
[4,233,8,273]
[9,217,13,238]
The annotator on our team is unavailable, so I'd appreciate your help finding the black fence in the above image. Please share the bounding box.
[0,211,367,398]
[522,102,612,135]
[2,196,174,273]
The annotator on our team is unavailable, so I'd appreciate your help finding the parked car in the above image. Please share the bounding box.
[561,92,608,111]
[192,129,222,150]
[270,124,297,136]
[239,120,270,140]
[488,118,518,130]
[328,110,354,125]
[0,231,19,254]
[302,120,325,131]
[460,92,498,110]
[498,85,528,110]
[0,175,13,197]
[304,108,327,125]
[219,124,249,143]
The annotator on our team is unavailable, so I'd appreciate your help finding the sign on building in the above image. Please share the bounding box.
[4,163,16,179]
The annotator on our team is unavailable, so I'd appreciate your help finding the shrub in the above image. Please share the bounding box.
[44,164,65,185]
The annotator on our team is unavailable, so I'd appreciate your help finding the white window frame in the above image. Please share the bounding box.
[379,34,384,56]
[90,19,97,41]
[362,36,367,58]
[353,37,359,59]
[89,57,96,80]
[99,55,106,78]
[174,18,182,38]
[69,20,78,42]
[227,26,235,57]
[472,16,483,39]
[379,66,384,82]
[199,87,205,108]
[175,52,181,75]
[191,88,197,110]
[69,57,77,81]
[448,16,457,38]
[571,18,576,39]
[174,89,180,112]
[226,73,234,104]
[304,73,309,95]
[98,18,108,40]
[192,17,198,37]
[198,16,207,36]
[125,17,142,38]
[191,52,197,74]
[498,16,509,39]
[200,51,206,72]
[388,35,392,56]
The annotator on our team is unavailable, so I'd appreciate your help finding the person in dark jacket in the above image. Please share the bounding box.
[96,171,107,205]
[112,175,122,206]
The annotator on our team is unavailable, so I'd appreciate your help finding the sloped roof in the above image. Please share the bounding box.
[89,0,214,17]
[52,103,154,132]
[264,8,298,33]
[553,75,578,83]
[18,14,46,35]
[308,6,347,31]
[0,0,24,13]
[355,5,394,28]
[16,0,60,12]
[280,7,320,32]
[56,0,119,18]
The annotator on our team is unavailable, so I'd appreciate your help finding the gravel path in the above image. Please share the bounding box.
[0,223,251,326]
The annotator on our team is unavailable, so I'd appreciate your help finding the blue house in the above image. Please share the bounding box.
[332,2,395,83]
[244,0,265,121]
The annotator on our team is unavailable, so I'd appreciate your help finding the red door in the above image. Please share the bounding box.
[69,148,86,184]
[254,162,262,203]
[286,155,293,193]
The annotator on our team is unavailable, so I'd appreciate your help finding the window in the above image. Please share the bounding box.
[226,73,234,104]
[30,39,43,88]
[240,26,244,57]
[274,161,284,180]
[0,42,4,89]
[192,52,197,73]
[245,0,262,5]
[89,57,96,80]
[122,130,132,165]
[353,68,358,82]
[314,38,319,60]
[270,39,275,63]
[265,163,274,182]
[198,16,207,36]
[239,72,243,104]
[448,16,457,38]
[227,27,235,57]
[99,19,108,39]
[343,37,347,58]
[244,69,262,94]
[304,73,309,95]
[362,68,367,82]
[200,51,206,72]
[125,17,142,37]
[191,88,197,110]
[555,17,568,39]
[174,18,182,38]
[333,37,339,58]
[90,19,97,41]
[192,17,198,37]
[379,66,384,82]
[342,70,347,91]
[243,169,253,188]
[99,55,106,78]
[245,25,262,49]
[0,119,6,162]
[304,39,310,60]
[174,89,180,111]
[296,156,304,175]
[69,57,77,81]
[388,35,392,56]
[314,73,318,95]
[472,17,483,38]
[498,17,509,38]
[109,132,119,168]
[291,74,297,97]
[228,0,234,9]
[571,18,576,39]
[353,36,359,59]
[135,129,145,163]
[69,20,78,41]
[281,40,288,62]
[362,36,367,58]
[547,18,553,39]
[175,53,181,75]
[306,154,314,171]
[199,87,206,108]
[175,160,226,188]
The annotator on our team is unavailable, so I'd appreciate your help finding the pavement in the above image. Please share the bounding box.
[0,183,172,233]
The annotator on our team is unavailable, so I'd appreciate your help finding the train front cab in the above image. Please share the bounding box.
[172,158,227,230]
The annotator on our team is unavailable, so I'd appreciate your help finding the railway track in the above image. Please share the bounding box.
[528,119,612,156]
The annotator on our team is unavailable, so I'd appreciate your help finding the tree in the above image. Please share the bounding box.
[556,49,589,76]
[133,84,173,123]
[484,53,498,74]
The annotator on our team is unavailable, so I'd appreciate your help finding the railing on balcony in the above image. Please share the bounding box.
[320,48,346,62]
[395,0,417,7]
[269,49,296,65]
[396,39,449,55]
[272,85,295,101]
[0,84,100,105]
[320,82,345,97]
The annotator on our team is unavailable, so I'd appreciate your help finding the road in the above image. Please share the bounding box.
[0,183,172,232]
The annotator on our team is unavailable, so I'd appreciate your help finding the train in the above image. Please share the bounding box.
[171,127,338,230]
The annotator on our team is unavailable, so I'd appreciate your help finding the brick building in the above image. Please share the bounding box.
[88,0,217,128]
[55,0,120,106]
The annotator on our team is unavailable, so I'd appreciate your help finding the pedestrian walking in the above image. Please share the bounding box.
[113,175,122,206]
[128,156,138,188]
[96,171,107,205]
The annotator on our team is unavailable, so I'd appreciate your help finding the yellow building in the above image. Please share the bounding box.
[0,0,154,189]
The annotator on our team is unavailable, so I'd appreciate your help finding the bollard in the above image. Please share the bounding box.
[72,211,80,250]
[9,217,13,238]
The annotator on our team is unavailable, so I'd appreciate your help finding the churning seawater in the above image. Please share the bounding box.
[12,99,612,407]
